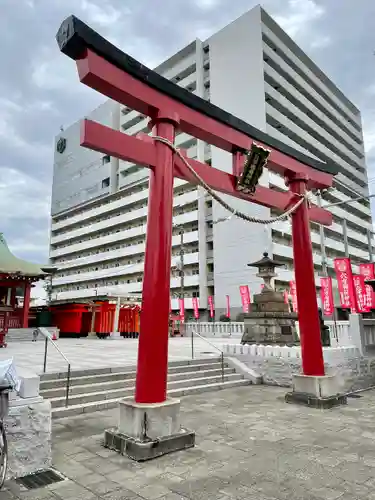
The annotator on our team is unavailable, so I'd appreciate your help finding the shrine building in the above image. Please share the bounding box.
[0,233,52,342]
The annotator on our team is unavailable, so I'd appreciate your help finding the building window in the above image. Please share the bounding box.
[102,155,110,165]
[102,177,110,188]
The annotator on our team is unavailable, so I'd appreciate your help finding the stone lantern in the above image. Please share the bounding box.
[241,252,299,346]
[249,252,283,292]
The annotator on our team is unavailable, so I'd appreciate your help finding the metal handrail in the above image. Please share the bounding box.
[191,329,225,383]
[39,329,71,407]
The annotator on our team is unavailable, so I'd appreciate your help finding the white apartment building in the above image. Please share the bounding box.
[49,5,374,318]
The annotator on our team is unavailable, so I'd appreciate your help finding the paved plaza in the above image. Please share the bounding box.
[4,385,375,499]
[0,338,229,374]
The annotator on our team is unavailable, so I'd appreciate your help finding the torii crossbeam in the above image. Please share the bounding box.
[56,16,338,405]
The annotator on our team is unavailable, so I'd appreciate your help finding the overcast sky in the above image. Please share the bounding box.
[0,0,374,277]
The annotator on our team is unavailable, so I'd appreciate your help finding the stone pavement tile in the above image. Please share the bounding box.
[47,480,97,500]
[101,490,145,500]
[106,469,144,486]
[343,481,373,498]
[163,465,195,477]
[52,444,88,456]
[218,483,270,499]
[251,476,289,498]
[0,487,18,500]
[157,494,189,500]
[86,479,123,497]
[84,457,124,475]
[308,487,346,500]
[335,462,374,484]
[362,455,375,467]
[52,460,94,480]
[127,484,173,499]
[156,473,185,487]
[169,476,231,500]
[14,488,58,500]
[70,450,99,463]
[75,473,105,488]
[94,448,118,459]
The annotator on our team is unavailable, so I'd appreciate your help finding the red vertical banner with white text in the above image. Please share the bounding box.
[192,297,199,320]
[289,281,298,313]
[320,277,334,316]
[334,258,356,311]
[178,298,185,322]
[239,285,251,313]
[359,263,375,310]
[225,295,230,319]
[353,275,369,313]
[208,296,214,319]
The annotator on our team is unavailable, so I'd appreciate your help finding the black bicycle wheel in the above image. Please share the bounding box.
[0,422,7,489]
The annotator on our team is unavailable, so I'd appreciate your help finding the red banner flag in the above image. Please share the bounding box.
[289,281,298,313]
[192,297,199,319]
[178,298,185,322]
[225,295,230,318]
[320,277,334,316]
[208,296,214,318]
[284,290,290,312]
[353,275,369,313]
[334,258,356,310]
[239,285,251,313]
[359,263,375,310]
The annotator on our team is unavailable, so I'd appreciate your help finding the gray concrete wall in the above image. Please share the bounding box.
[6,399,52,479]
[230,352,375,393]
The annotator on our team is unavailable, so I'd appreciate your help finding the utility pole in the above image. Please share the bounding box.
[47,274,53,304]
[179,228,185,301]
[317,191,328,276]
[367,228,374,262]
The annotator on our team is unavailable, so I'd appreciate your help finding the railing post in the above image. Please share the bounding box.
[43,337,48,373]
[65,364,71,407]
[191,330,194,360]
[221,352,224,383]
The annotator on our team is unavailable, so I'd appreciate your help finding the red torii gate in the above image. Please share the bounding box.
[56,16,337,405]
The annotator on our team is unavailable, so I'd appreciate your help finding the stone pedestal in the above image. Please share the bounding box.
[109,331,122,340]
[285,374,347,409]
[104,398,195,461]
[242,310,298,345]
[241,290,298,345]
[5,368,52,479]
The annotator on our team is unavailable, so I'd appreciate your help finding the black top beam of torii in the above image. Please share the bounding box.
[56,15,339,179]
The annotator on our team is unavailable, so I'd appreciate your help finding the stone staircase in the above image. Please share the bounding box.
[40,357,250,419]
[7,327,59,342]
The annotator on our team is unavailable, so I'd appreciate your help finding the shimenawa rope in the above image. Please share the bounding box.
[152,136,307,225]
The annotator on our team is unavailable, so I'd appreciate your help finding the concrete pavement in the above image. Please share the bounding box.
[5,385,375,499]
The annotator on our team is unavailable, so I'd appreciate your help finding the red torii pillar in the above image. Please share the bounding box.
[57,17,341,418]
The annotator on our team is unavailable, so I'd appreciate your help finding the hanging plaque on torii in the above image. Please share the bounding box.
[56,16,338,405]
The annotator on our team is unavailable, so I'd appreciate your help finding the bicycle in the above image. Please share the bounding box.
[0,385,10,489]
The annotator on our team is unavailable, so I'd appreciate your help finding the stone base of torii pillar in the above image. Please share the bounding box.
[103,398,195,461]
[285,374,347,409]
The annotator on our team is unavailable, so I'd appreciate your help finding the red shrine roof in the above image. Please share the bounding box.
[0,233,53,278]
